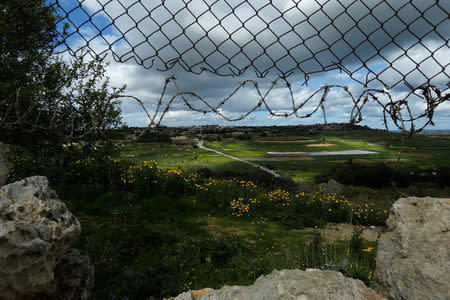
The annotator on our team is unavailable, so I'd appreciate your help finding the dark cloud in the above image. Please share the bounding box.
[74,0,449,88]
[61,0,449,128]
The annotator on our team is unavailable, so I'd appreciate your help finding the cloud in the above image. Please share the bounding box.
[56,0,450,129]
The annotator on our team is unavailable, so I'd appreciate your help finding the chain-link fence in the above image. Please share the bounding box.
[53,0,449,89]
[2,0,449,139]
[49,0,449,134]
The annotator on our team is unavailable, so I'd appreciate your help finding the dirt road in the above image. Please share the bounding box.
[197,140,280,178]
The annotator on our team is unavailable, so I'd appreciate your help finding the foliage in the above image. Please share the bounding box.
[437,166,450,187]
[11,148,391,227]
[316,163,393,188]
[317,163,450,190]
[137,132,172,143]
[11,148,385,299]
[0,0,124,146]
[202,167,299,194]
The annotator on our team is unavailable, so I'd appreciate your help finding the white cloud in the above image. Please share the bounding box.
[58,0,449,129]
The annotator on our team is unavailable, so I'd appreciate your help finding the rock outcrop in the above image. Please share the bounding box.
[0,142,11,186]
[319,179,344,194]
[168,269,385,300]
[374,197,450,300]
[50,248,95,300]
[166,288,214,300]
[0,176,94,299]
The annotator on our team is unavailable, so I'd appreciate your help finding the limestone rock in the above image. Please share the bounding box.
[319,179,344,195]
[0,176,92,299]
[167,288,215,300]
[192,288,214,299]
[374,197,450,300]
[50,248,95,300]
[0,142,12,186]
[176,269,384,300]
[167,291,195,300]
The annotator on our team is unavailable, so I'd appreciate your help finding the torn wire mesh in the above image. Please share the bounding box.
[2,0,449,140]
[52,0,450,92]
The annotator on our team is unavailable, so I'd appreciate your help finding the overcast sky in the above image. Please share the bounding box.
[57,0,450,129]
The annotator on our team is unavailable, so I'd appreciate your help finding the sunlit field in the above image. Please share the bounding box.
[122,128,450,182]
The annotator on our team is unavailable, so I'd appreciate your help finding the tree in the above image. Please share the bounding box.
[0,0,125,146]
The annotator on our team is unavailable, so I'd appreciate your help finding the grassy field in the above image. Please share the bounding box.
[10,149,382,299]
[122,128,450,182]
[9,126,448,299]
[212,132,450,182]
[120,142,255,172]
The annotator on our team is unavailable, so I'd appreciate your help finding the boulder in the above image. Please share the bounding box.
[0,142,12,186]
[192,288,214,299]
[50,248,95,300]
[374,197,450,300]
[0,176,94,299]
[169,269,384,300]
[167,288,214,300]
[319,179,344,194]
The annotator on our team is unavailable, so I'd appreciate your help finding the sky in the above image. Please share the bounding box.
[55,0,450,130]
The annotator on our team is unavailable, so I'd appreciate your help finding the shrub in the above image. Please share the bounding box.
[437,166,450,187]
[138,132,172,143]
[316,164,393,188]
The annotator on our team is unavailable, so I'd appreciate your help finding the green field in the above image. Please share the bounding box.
[120,142,256,173]
[10,126,449,299]
[122,128,450,182]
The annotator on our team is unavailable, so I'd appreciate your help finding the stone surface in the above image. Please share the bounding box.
[169,269,384,300]
[0,176,93,299]
[192,288,214,299]
[167,291,195,300]
[319,179,344,195]
[0,142,12,186]
[50,248,95,300]
[374,197,450,300]
[168,288,215,300]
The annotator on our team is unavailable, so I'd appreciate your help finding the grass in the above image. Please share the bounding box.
[120,142,256,173]
[9,146,384,299]
[119,129,450,183]
[199,130,450,182]
[8,127,450,299]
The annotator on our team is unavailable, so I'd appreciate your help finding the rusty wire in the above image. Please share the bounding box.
[1,0,449,140]
[135,75,449,139]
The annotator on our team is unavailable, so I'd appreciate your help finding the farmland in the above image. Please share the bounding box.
[121,124,450,182]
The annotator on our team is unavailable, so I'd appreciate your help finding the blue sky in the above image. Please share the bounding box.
[54,0,450,130]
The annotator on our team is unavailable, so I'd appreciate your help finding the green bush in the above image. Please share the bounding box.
[437,166,450,187]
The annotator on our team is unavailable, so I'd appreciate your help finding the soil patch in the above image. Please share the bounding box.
[300,223,384,243]
[268,152,309,157]
[309,150,377,156]
[404,152,433,158]
[329,158,408,164]
[268,150,377,156]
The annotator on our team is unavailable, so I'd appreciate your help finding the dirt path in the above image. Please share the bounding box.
[198,140,280,178]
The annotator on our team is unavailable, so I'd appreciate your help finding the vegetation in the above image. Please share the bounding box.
[10,145,383,299]
[202,128,450,182]
[2,1,448,299]
[0,0,124,146]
